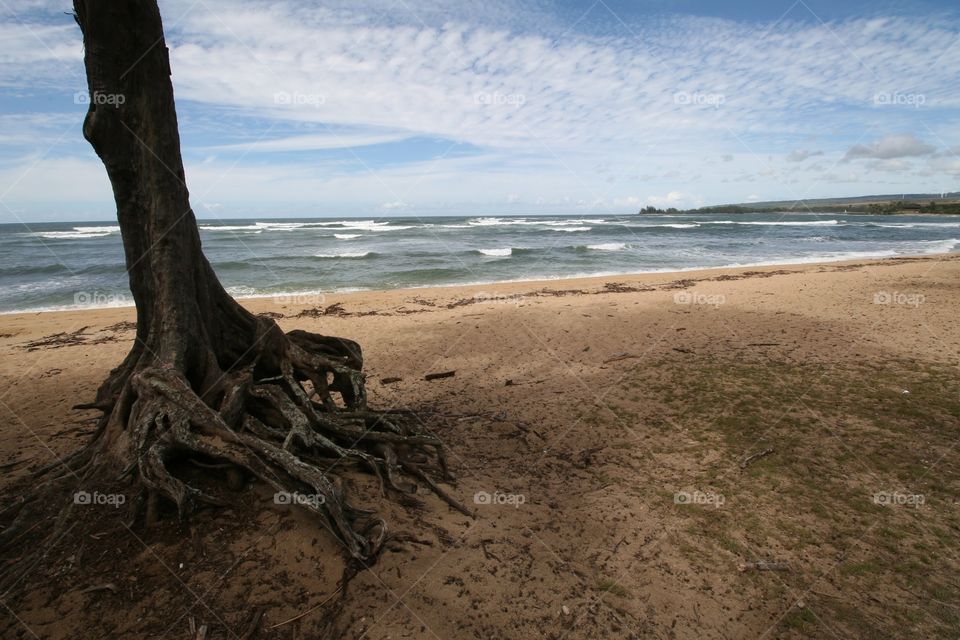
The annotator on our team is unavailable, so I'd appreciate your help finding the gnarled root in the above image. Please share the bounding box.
[2,325,461,576]
[120,349,451,560]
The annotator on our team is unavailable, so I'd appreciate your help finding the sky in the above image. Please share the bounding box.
[1,0,959,222]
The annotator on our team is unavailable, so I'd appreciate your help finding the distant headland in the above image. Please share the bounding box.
[639,192,960,215]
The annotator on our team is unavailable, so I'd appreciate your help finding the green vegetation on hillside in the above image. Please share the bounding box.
[637,192,960,215]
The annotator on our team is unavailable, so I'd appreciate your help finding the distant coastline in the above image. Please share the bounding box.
[638,191,960,216]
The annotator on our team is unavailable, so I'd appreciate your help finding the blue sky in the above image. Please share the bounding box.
[1,0,959,222]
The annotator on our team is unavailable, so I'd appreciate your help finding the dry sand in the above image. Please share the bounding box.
[1,254,959,639]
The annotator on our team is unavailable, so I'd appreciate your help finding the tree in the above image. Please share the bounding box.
[1,0,462,567]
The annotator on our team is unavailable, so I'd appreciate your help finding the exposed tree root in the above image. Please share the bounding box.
[1,323,464,598]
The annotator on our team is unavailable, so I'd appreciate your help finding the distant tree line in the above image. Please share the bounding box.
[640,201,960,215]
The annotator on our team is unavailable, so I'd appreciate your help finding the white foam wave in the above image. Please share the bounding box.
[334,234,361,239]
[913,238,960,253]
[698,219,840,226]
[587,242,628,251]
[468,217,594,228]
[34,225,120,239]
[199,220,413,233]
[625,222,699,229]
[551,226,591,232]
[255,222,316,231]
[477,248,512,256]
[199,225,262,232]
[75,225,120,233]
[35,232,110,239]
[315,251,372,258]
[331,221,413,231]
[330,220,389,230]
[469,217,530,227]
[870,222,960,229]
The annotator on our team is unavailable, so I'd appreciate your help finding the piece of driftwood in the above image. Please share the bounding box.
[78,583,118,595]
[268,587,343,629]
[480,539,502,562]
[740,447,775,469]
[238,608,265,640]
[603,352,638,364]
[424,370,455,381]
[738,561,790,572]
[380,376,402,385]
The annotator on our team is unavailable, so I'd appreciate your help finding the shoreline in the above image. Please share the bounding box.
[3,250,958,317]
[3,248,959,639]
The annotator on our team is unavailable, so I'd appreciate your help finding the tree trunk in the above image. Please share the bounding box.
[54,0,464,562]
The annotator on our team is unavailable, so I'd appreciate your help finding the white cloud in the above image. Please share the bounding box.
[158,7,960,155]
[787,149,824,162]
[844,134,936,160]
[646,191,694,207]
[207,130,412,152]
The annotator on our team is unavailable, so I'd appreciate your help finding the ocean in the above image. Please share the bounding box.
[1,212,958,314]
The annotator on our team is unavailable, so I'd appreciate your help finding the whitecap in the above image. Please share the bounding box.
[199,225,262,231]
[477,248,512,257]
[913,238,960,253]
[698,219,839,226]
[33,225,121,239]
[73,225,120,233]
[315,251,372,258]
[587,242,628,251]
[35,231,112,239]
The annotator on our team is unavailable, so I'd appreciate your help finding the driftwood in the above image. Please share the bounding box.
[740,448,775,469]
[738,561,790,572]
[78,583,118,595]
[603,352,639,364]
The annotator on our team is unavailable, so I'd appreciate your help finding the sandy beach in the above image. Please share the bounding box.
[2,253,959,639]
